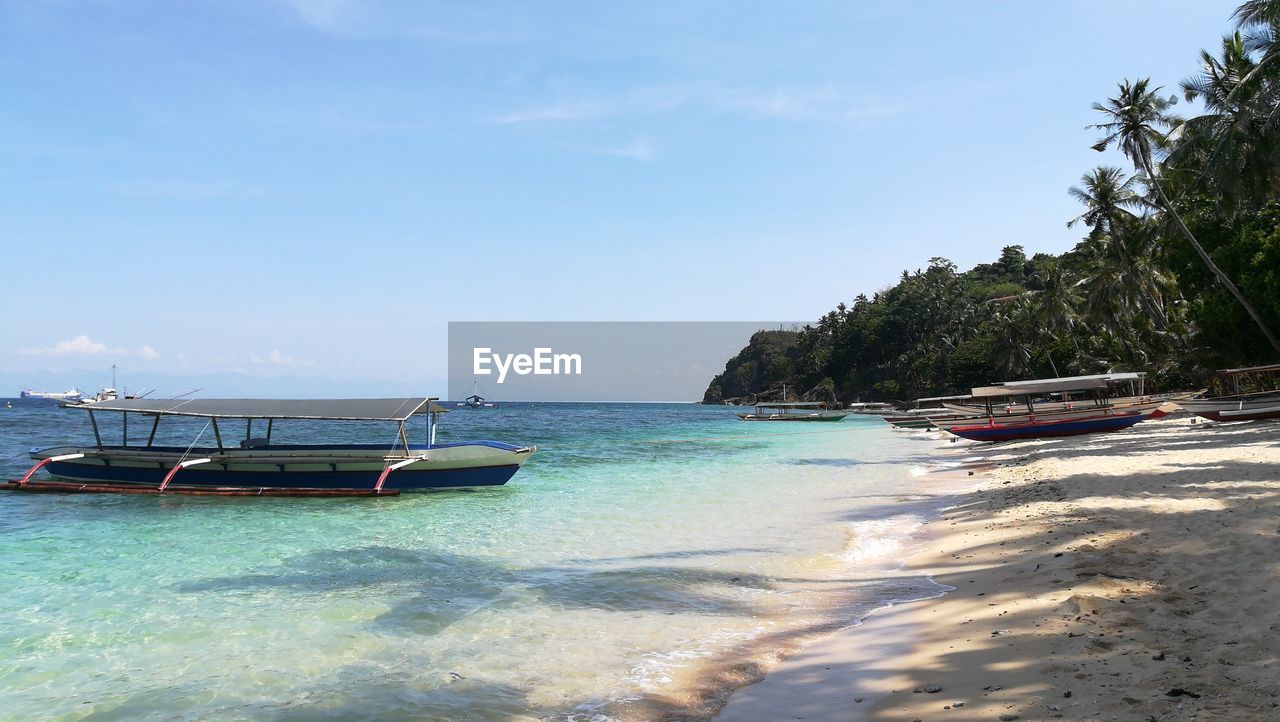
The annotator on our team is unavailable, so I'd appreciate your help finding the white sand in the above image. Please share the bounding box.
[715,417,1280,721]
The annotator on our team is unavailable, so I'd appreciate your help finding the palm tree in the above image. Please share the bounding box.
[1066,167,1143,240]
[1234,1,1280,84]
[1091,78,1280,354]
[1174,31,1280,210]
[990,299,1036,379]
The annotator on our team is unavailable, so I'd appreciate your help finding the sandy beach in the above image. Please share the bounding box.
[717,417,1280,721]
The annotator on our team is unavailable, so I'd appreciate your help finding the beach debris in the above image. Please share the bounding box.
[1063,691,1072,697]
[1166,688,1201,698]
[449,672,465,681]
[1152,651,1166,660]
[854,697,863,703]
[998,714,1021,721]
[913,683,943,693]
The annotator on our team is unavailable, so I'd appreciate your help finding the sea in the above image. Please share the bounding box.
[0,400,974,721]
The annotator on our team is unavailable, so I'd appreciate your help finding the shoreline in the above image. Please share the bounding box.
[714,417,1280,721]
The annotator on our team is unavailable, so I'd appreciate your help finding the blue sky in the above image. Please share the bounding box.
[0,0,1239,393]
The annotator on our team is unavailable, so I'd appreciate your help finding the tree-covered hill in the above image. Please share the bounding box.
[705,0,1280,405]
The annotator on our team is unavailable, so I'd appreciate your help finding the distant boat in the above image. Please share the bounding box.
[78,388,119,404]
[20,388,85,402]
[736,401,848,422]
[842,402,897,415]
[75,365,124,405]
[1179,363,1280,422]
[456,382,498,408]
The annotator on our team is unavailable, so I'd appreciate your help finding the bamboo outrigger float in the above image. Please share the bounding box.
[5,397,535,496]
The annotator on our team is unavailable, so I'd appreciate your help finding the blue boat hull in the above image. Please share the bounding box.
[42,460,523,491]
[948,413,1144,442]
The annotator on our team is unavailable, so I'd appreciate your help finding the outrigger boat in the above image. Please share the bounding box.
[933,378,1147,442]
[843,402,897,415]
[457,381,498,408]
[881,395,975,430]
[737,401,848,422]
[1179,363,1280,422]
[5,397,534,496]
[939,373,1190,418]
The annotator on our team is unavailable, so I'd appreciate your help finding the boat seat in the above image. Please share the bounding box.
[240,437,270,449]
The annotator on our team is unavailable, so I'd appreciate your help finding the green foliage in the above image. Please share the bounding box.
[702,330,800,403]
[703,0,1280,404]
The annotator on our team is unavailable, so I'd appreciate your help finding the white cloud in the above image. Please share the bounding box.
[717,87,906,122]
[16,335,159,359]
[490,84,904,127]
[280,0,350,33]
[18,335,121,356]
[490,101,609,125]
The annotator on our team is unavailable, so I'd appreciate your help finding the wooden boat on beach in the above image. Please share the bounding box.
[843,402,897,415]
[6,397,535,496]
[1178,364,1280,422]
[881,395,975,429]
[945,411,1145,442]
[931,377,1156,442]
[736,401,848,422]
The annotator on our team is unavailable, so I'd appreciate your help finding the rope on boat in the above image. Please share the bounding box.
[174,420,212,466]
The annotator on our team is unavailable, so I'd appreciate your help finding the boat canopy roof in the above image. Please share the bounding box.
[916,394,974,403]
[753,401,829,408]
[69,397,447,421]
[996,372,1145,388]
[1217,363,1280,375]
[971,378,1111,398]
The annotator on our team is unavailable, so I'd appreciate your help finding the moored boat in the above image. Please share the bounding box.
[946,410,1145,442]
[736,401,848,422]
[456,381,498,408]
[843,402,897,415]
[931,377,1155,442]
[7,397,534,495]
[1178,364,1280,422]
[881,394,976,429]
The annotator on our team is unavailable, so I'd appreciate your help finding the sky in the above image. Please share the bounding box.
[0,0,1241,395]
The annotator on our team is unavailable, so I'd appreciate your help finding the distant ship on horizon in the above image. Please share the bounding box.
[20,387,85,402]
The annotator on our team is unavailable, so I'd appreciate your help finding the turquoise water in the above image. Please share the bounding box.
[0,402,960,721]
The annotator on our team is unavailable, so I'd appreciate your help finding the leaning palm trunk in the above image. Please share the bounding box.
[1141,149,1280,354]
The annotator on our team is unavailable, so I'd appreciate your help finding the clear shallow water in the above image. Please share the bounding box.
[0,401,962,721]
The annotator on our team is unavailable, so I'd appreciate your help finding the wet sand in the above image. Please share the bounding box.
[715,417,1280,721]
